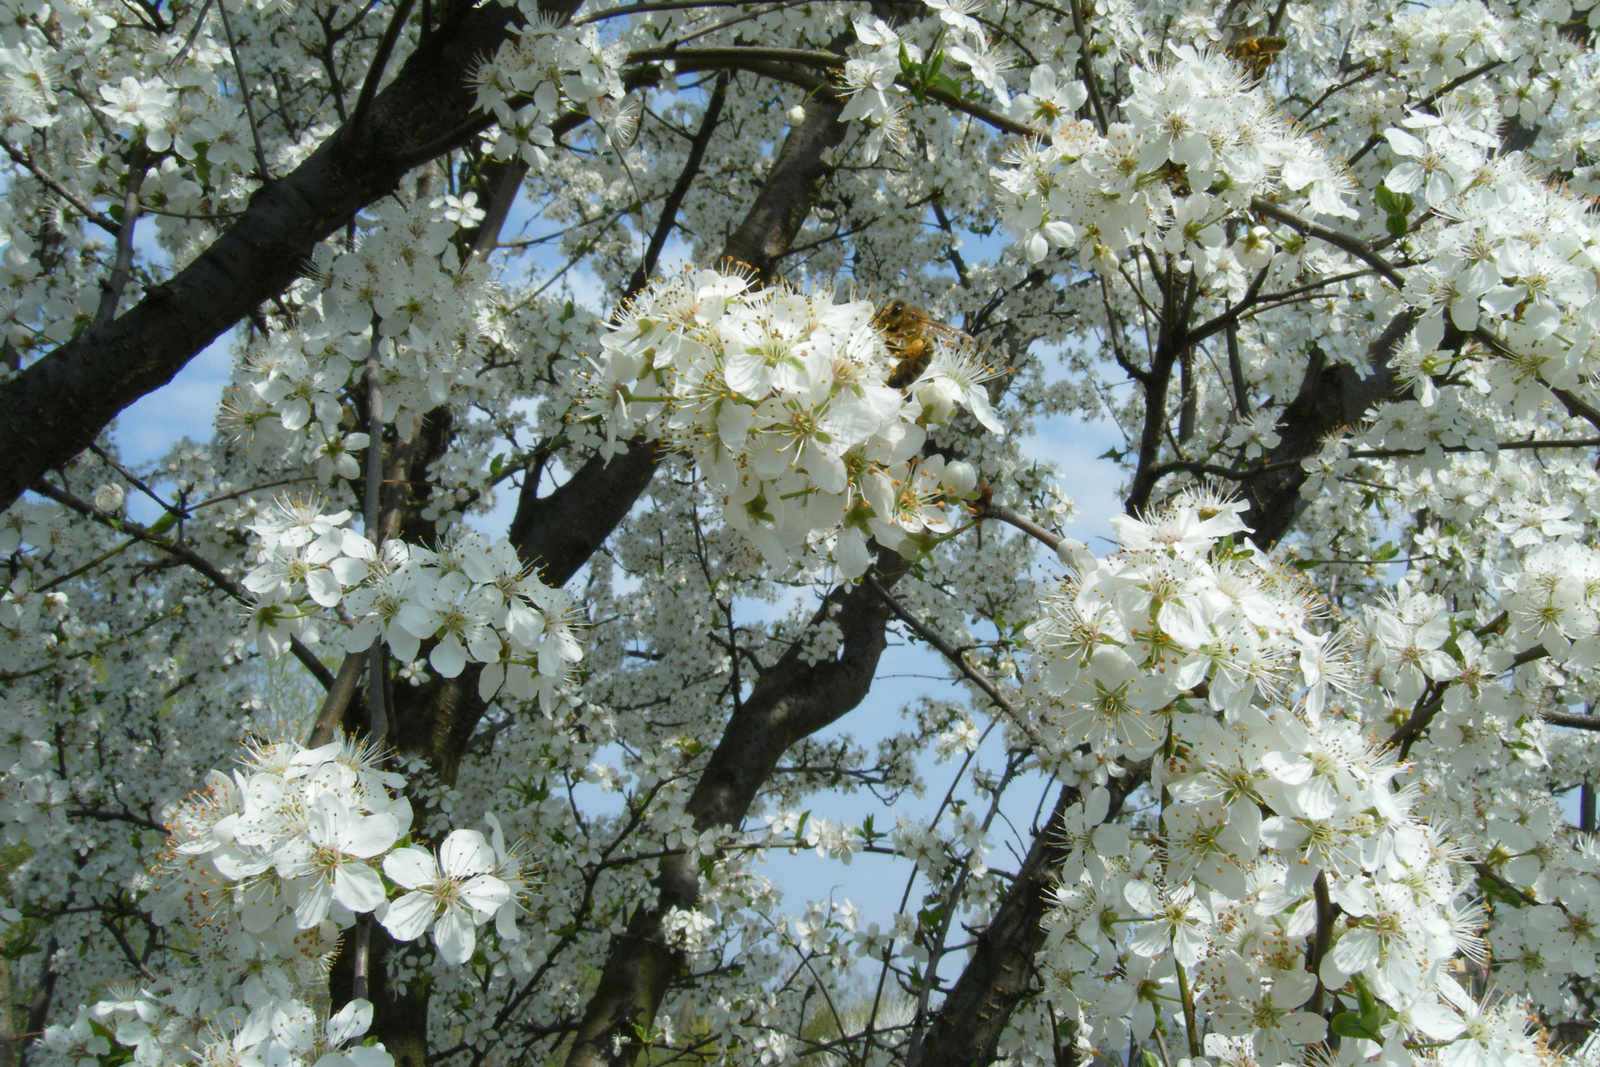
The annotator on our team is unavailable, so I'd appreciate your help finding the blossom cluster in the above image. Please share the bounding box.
[221,196,497,479]
[1356,2,1514,93]
[569,267,1002,573]
[67,736,525,1066]
[472,17,632,166]
[991,46,1354,281]
[1026,489,1547,1067]
[1382,114,1600,424]
[244,500,583,708]
[836,7,1027,159]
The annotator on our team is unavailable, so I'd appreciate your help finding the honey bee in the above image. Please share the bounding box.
[1226,35,1287,77]
[873,300,977,389]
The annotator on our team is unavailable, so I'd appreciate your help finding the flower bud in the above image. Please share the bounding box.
[93,484,125,513]
[942,460,978,498]
[913,377,957,425]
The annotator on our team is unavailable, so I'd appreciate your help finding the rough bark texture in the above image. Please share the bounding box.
[564,558,907,1067]
[907,773,1141,1067]
[1238,310,1415,545]
[0,0,565,514]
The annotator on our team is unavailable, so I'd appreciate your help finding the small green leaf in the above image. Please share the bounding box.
[1375,185,1400,214]
[1476,875,1529,908]
[192,144,213,187]
[1386,213,1408,240]
[1331,1012,1384,1042]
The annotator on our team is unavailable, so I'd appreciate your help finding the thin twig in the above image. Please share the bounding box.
[87,443,183,522]
[1346,60,1505,167]
[169,0,215,68]
[215,0,271,180]
[31,479,336,690]
[102,918,158,982]
[573,0,812,24]
[0,138,119,233]
[1249,198,1405,288]
[981,504,1063,552]
[349,0,418,131]
[1542,710,1600,731]
[626,72,728,295]
[92,149,150,329]
[863,574,1047,749]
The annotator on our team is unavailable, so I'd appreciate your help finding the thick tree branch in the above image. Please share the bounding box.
[0,0,565,515]
[1239,310,1415,544]
[564,556,907,1067]
[908,771,1142,1067]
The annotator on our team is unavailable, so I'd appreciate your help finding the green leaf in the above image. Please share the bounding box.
[1142,1052,1160,1067]
[1331,1012,1384,1042]
[192,144,213,188]
[1372,540,1399,561]
[1352,974,1378,1016]
[1386,213,1408,240]
[146,512,178,537]
[1476,874,1529,908]
[1375,185,1400,215]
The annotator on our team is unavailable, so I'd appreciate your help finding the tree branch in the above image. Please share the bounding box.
[565,555,907,1067]
[0,0,568,515]
[31,479,335,690]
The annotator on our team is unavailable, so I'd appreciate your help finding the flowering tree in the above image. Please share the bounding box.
[8,0,1600,1064]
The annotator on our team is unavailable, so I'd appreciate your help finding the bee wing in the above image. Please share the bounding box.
[922,320,974,346]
